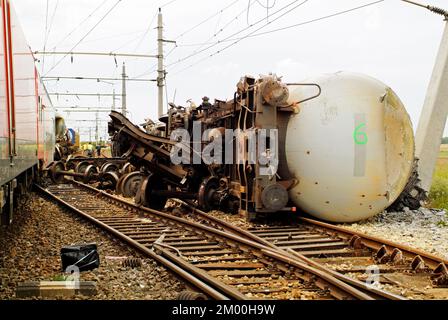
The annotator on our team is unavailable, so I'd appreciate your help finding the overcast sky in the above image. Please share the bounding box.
[12,0,448,141]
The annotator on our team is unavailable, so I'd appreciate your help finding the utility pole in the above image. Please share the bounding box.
[121,62,127,116]
[157,8,164,119]
[95,112,99,144]
[156,9,176,119]
[402,1,448,192]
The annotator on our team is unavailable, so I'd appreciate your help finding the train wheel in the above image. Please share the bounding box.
[100,172,119,190]
[0,182,14,225]
[100,162,119,174]
[50,161,66,184]
[66,160,76,171]
[75,161,90,174]
[198,176,219,211]
[120,163,135,175]
[134,175,148,206]
[120,172,144,198]
[83,165,98,184]
[25,168,33,191]
[115,174,127,195]
[98,162,108,172]
[136,174,167,210]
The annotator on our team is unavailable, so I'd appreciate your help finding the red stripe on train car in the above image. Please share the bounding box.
[1,0,11,156]
[35,67,40,158]
[6,0,15,156]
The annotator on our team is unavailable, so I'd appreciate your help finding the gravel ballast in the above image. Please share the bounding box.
[339,208,448,260]
[0,193,186,300]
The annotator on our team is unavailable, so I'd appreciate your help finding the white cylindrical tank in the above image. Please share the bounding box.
[285,72,414,222]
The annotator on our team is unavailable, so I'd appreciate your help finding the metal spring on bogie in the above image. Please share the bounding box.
[122,257,142,268]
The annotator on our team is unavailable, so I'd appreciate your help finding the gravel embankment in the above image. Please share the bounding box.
[340,208,448,260]
[0,193,186,300]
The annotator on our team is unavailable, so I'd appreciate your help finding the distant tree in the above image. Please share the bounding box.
[442,137,448,144]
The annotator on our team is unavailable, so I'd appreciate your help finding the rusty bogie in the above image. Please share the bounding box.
[107,75,312,220]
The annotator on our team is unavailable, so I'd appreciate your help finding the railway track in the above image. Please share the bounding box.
[170,200,448,300]
[36,181,384,300]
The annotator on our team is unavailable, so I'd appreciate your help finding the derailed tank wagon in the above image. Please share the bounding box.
[108,72,417,223]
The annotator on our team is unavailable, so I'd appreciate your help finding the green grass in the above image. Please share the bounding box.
[437,220,448,227]
[438,151,448,159]
[52,275,68,281]
[428,146,448,210]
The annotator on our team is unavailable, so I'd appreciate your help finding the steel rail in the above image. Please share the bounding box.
[171,199,278,249]
[76,180,375,300]
[298,216,448,271]
[38,181,376,300]
[172,200,448,298]
[34,183,230,300]
[171,199,406,300]
[173,198,448,272]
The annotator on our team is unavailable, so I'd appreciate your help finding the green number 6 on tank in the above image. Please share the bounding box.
[354,122,368,145]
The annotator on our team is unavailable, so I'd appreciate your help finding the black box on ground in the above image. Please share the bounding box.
[60,243,100,272]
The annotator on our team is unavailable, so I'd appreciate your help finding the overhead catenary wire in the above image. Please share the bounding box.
[214,7,224,35]
[170,0,384,48]
[42,76,156,82]
[243,0,385,39]
[56,107,115,110]
[44,0,123,76]
[172,1,258,49]
[126,2,169,67]
[160,0,180,9]
[173,0,239,40]
[134,0,249,78]
[129,0,180,54]
[110,33,144,53]
[134,44,177,78]
[42,0,387,124]
[136,0,301,79]
[34,51,158,58]
[55,29,147,49]
[169,0,309,75]
[41,0,50,74]
[56,109,113,113]
[247,0,277,25]
[49,93,119,97]
[256,0,277,9]
[164,0,304,70]
[131,11,159,53]
[43,0,59,46]
[169,0,385,77]
[179,1,257,50]
[51,0,109,49]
